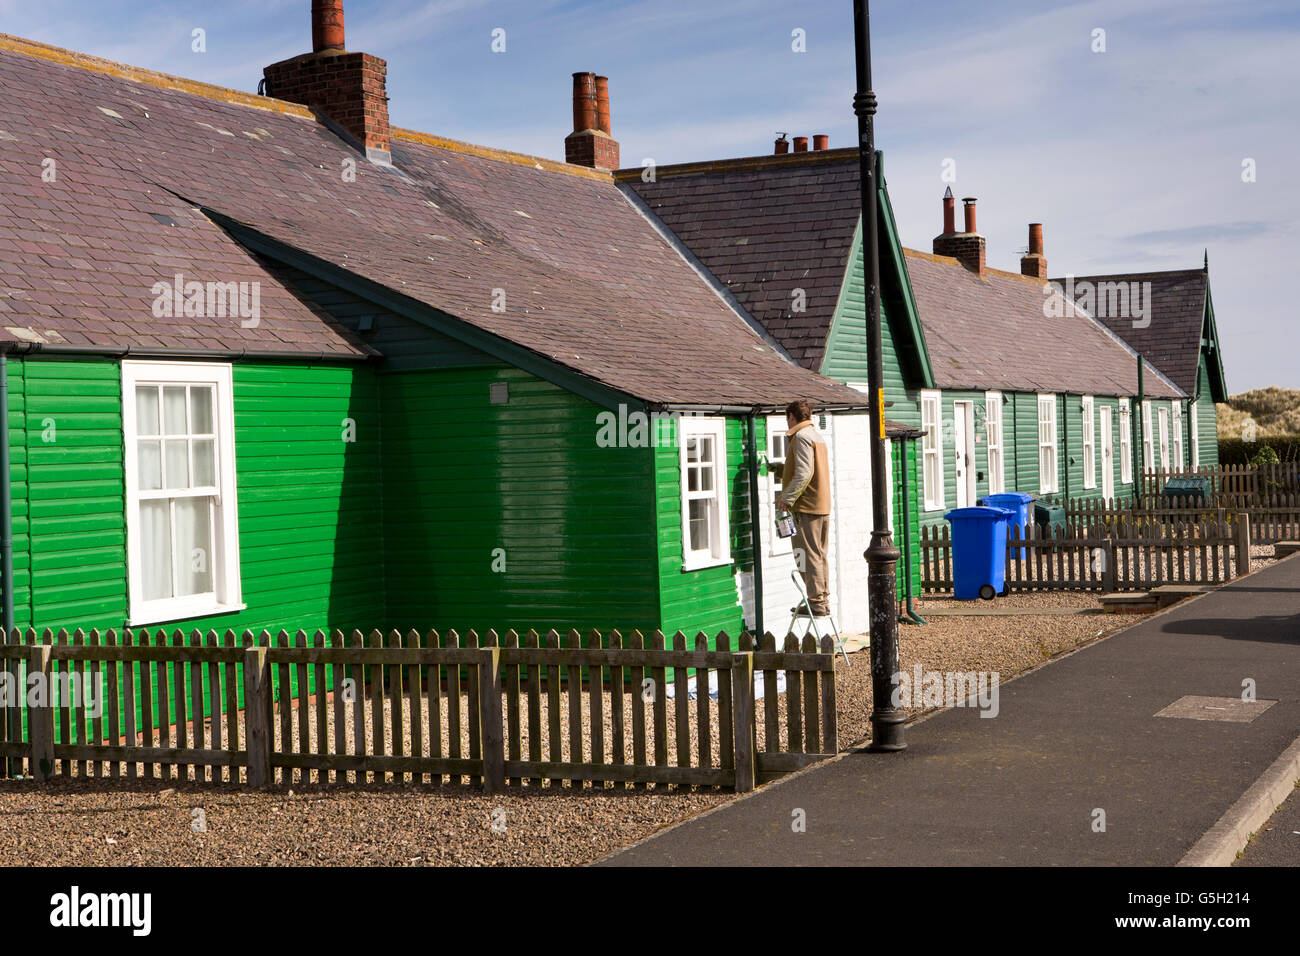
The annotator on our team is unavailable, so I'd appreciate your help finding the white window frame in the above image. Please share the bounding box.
[765,415,793,557]
[1142,400,1155,475]
[123,360,243,626]
[984,391,1004,494]
[1190,403,1200,469]
[1037,393,1058,494]
[1172,403,1184,470]
[679,416,732,571]
[1157,405,1170,473]
[920,390,944,511]
[1081,396,1096,490]
[1119,398,1133,484]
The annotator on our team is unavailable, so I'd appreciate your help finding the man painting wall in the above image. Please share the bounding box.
[777,400,832,619]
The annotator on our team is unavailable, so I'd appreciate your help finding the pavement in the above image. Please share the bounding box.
[598,555,1300,866]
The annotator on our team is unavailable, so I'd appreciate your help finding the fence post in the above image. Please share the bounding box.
[244,646,271,787]
[1101,537,1117,592]
[1235,512,1252,579]
[731,652,755,793]
[478,647,505,793]
[28,645,53,781]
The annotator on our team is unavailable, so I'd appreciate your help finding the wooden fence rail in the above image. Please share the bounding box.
[0,627,836,794]
[920,514,1249,593]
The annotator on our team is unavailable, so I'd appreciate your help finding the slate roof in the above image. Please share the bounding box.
[621,152,1181,399]
[908,252,1182,398]
[0,33,868,410]
[1051,269,1208,395]
[622,151,863,370]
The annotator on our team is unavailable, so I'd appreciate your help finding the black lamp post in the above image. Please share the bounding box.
[853,0,905,751]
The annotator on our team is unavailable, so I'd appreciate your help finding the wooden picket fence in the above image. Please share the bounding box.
[0,627,836,794]
[920,514,1249,593]
[1139,462,1300,499]
[1065,492,1300,544]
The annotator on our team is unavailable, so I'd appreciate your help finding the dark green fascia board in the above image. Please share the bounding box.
[208,210,645,414]
[1200,277,1228,403]
[874,152,935,389]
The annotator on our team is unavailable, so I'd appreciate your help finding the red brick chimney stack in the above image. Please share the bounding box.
[262,1,390,163]
[1021,223,1048,278]
[565,71,620,169]
[932,190,986,276]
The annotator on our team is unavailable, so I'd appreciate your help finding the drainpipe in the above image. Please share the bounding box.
[896,436,925,625]
[744,411,766,641]
[0,354,13,635]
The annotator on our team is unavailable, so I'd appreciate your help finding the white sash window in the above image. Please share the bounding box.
[1037,394,1058,494]
[124,361,243,625]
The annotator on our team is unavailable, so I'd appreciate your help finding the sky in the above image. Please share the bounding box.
[2,0,1296,393]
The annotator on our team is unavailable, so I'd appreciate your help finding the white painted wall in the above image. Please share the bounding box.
[739,409,883,639]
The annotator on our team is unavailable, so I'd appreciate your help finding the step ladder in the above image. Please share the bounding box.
[784,570,850,665]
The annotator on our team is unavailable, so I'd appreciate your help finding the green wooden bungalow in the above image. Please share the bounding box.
[1056,259,1228,478]
[0,30,875,646]
[623,146,1198,565]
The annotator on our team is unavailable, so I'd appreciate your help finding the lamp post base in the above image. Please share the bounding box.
[865,529,906,752]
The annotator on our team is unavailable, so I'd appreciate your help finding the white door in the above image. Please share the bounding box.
[829,407,874,635]
[953,402,974,508]
[1100,405,1114,502]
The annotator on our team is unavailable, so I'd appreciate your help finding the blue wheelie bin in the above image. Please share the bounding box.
[980,491,1034,560]
[945,506,1012,600]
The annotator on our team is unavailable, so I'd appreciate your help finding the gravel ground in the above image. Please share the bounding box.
[3,570,1256,866]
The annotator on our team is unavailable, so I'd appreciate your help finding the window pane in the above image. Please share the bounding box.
[138,440,162,491]
[190,386,215,434]
[688,499,710,552]
[139,499,172,602]
[685,436,699,462]
[174,497,214,597]
[136,386,160,437]
[686,465,698,492]
[165,439,190,489]
[699,464,713,492]
[163,386,188,436]
[193,439,216,487]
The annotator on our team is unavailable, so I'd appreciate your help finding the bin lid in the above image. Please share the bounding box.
[983,492,1035,504]
[945,506,1013,521]
[1164,477,1210,492]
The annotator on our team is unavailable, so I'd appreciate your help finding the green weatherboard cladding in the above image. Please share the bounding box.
[5,356,384,738]
[653,415,749,643]
[5,357,385,635]
[379,364,662,637]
